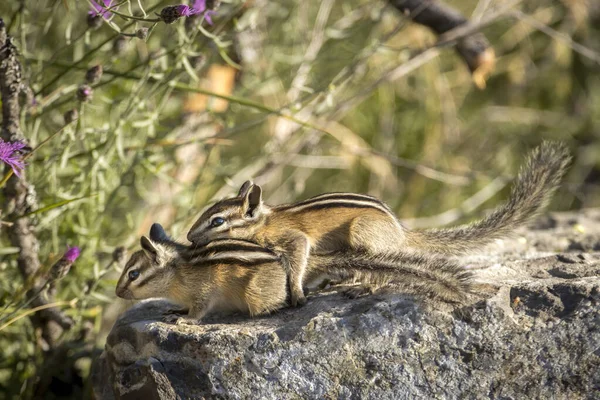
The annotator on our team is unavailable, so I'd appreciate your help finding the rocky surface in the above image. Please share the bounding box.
[93,210,600,399]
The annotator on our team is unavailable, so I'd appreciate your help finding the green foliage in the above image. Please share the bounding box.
[0,0,599,398]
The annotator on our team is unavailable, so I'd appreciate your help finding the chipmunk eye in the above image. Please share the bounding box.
[210,217,225,228]
[128,270,140,281]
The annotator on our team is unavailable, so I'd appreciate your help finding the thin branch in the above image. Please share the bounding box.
[402,176,509,228]
[511,9,600,65]
[390,0,500,83]
[353,147,474,186]
[331,0,521,119]
[0,299,76,332]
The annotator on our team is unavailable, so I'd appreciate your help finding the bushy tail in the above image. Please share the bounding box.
[311,251,473,303]
[405,141,571,255]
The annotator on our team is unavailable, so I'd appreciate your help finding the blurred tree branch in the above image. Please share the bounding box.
[390,0,498,87]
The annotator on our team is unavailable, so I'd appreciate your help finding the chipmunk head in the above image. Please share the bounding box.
[115,235,177,300]
[187,180,269,245]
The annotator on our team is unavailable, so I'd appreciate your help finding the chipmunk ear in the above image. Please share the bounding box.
[237,180,253,197]
[242,184,263,218]
[140,236,158,261]
[149,223,169,242]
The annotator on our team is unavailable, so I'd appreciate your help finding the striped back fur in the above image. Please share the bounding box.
[115,236,280,301]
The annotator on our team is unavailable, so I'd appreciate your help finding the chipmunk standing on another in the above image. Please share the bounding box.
[186,142,571,306]
[115,224,474,323]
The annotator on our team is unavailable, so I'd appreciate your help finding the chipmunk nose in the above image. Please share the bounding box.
[115,286,131,299]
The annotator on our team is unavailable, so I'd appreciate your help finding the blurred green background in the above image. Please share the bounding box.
[0,0,599,398]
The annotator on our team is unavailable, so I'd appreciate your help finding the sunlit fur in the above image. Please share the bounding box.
[115,236,480,319]
[186,142,571,307]
[115,238,179,300]
[115,237,289,320]
[308,250,475,303]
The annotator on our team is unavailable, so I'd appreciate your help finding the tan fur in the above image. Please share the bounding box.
[308,250,474,303]
[187,142,570,307]
[115,237,288,321]
[116,236,478,320]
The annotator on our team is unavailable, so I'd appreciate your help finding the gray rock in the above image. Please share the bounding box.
[94,210,600,400]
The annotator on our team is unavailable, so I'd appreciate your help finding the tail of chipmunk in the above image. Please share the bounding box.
[405,141,571,255]
[311,251,473,303]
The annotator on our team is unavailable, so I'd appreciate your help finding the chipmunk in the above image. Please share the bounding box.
[115,224,475,323]
[186,142,571,306]
[115,235,289,322]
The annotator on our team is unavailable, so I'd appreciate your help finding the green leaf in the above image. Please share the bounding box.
[0,247,21,255]
[18,194,97,219]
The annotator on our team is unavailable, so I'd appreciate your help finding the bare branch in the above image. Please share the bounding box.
[389,0,498,86]
[402,176,509,229]
[511,9,600,66]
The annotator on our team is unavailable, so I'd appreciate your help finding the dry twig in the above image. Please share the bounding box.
[390,0,499,87]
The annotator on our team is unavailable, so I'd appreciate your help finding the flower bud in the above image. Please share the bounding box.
[160,6,182,24]
[77,85,93,102]
[112,36,128,55]
[87,13,103,29]
[85,65,103,84]
[48,245,80,283]
[112,246,127,266]
[63,109,79,124]
[190,54,206,70]
[135,27,149,40]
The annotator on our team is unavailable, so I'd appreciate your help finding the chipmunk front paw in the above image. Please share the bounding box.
[174,317,200,326]
[162,312,199,326]
[290,292,308,307]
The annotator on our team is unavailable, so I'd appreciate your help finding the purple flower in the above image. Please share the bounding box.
[77,85,93,102]
[192,0,216,25]
[64,246,81,263]
[48,245,80,282]
[89,0,114,19]
[160,2,216,25]
[0,138,27,178]
[160,5,200,24]
[176,5,198,17]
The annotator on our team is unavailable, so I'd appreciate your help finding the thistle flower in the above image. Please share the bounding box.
[192,0,217,25]
[77,85,93,102]
[159,2,217,25]
[48,245,80,284]
[89,0,114,19]
[0,138,27,178]
[160,5,200,24]
[64,246,81,263]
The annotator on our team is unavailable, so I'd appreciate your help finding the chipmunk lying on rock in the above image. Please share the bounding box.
[115,224,474,324]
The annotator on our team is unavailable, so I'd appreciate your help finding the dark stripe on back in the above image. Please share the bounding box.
[280,201,389,212]
[276,193,385,211]
[183,243,274,260]
[185,256,278,267]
